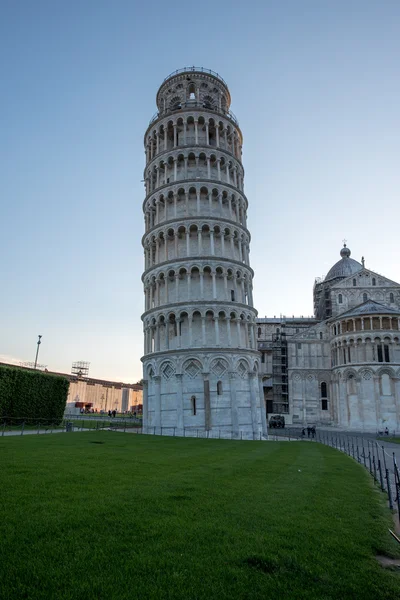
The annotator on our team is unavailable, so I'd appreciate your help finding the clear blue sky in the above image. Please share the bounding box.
[1,1,399,382]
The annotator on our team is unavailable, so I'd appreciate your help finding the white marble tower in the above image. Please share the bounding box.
[141,67,266,438]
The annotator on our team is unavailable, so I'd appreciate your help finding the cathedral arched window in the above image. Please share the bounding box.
[258,327,261,337]
[217,381,223,395]
[363,293,368,302]
[390,293,394,303]
[276,328,280,334]
[319,332,323,339]
[372,278,376,286]
[338,294,343,304]
[320,382,328,410]
[353,279,357,286]
[191,396,196,415]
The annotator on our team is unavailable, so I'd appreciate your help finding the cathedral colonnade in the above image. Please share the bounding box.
[141,68,266,438]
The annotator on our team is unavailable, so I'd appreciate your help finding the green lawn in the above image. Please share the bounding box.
[0,434,399,600]
[377,437,400,445]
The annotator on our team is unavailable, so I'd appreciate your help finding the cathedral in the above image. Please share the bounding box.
[257,244,400,431]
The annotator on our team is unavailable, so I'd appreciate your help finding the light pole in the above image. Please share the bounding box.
[34,335,42,369]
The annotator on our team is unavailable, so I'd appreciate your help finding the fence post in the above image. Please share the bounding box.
[362,438,366,467]
[356,442,360,463]
[37,422,40,435]
[368,450,372,475]
[386,469,394,510]
[20,421,25,436]
[378,459,385,491]
[372,455,377,482]
[393,454,400,523]
[381,445,388,473]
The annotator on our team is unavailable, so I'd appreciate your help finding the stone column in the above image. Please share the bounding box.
[236,319,242,347]
[223,274,228,300]
[188,315,193,346]
[212,272,217,299]
[194,120,198,145]
[210,230,215,255]
[249,372,259,439]
[154,375,161,433]
[214,316,220,346]
[196,190,201,215]
[201,317,206,345]
[175,275,179,302]
[173,123,177,147]
[207,157,211,179]
[258,377,268,437]
[205,123,209,145]
[203,373,211,431]
[373,376,381,427]
[175,374,184,432]
[198,230,202,254]
[142,380,149,431]
[226,317,232,346]
[228,372,239,437]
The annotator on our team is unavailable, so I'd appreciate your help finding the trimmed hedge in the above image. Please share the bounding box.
[0,365,69,423]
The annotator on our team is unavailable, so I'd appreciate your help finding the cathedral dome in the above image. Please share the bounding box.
[325,244,362,281]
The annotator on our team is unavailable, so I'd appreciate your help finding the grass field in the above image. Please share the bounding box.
[377,436,400,445]
[0,433,399,600]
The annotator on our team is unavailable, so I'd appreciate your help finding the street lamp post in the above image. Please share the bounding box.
[34,335,42,369]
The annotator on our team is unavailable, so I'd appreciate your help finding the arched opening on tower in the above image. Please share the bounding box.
[188,83,196,101]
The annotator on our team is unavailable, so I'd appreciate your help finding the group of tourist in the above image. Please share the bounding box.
[302,426,316,439]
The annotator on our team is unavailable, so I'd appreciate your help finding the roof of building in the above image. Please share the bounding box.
[334,300,400,319]
[324,244,363,282]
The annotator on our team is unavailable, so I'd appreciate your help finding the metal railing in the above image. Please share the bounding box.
[162,67,228,87]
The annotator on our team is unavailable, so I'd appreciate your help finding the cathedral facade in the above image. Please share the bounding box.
[258,245,400,431]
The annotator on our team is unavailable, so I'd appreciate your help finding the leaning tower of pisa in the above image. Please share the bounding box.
[141,67,266,439]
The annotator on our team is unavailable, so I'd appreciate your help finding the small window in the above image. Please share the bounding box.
[348,347,351,363]
[297,343,302,350]
[353,279,356,286]
[276,328,280,334]
[372,278,376,286]
[261,352,265,363]
[319,332,323,340]
[258,327,261,337]
[217,381,223,395]
[390,293,394,303]
[191,395,196,415]
[296,328,299,333]
[384,344,390,362]
[231,290,235,301]
[338,294,343,304]
[377,344,383,363]
[321,382,327,398]
[321,399,328,411]
[363,293,368,302]
[334,325,337,335]
[343,348,346,364]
